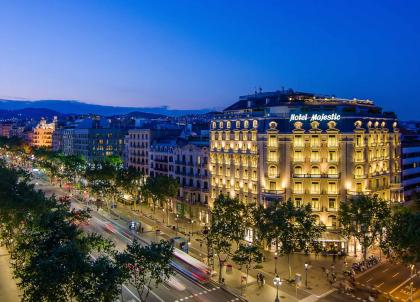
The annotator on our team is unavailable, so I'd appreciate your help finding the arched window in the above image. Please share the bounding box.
[219,121,224,129]
[312,215,320,225]
[294,165,303,175]
[328,165,337,175]
[355,165,364,177]
[244,120,249,128]
[236,120,240,128]
[226,121,231,129]
[252,120,258,128]
[268,165,277,178]
[311,165,320,175]
[212,122,216,129]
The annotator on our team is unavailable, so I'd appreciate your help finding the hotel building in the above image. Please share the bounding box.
[210,90,403,232]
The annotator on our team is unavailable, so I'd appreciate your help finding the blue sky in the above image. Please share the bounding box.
[0,0,419,118]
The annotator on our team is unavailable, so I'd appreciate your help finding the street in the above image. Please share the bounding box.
[36,179,241,302]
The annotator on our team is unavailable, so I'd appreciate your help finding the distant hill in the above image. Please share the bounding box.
[0,100,211,117]
[0,107,63,120]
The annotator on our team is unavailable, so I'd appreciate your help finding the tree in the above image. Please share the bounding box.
[0,161,120,302]
[116,166,144,210]
[205,194,246,283]
[232,243,263,289]
[74,256,127,302]
[254,199,324,280]
[339,195,391,260]
[383,208,420,264]
[146,176,178,223]
[116,240,174,302]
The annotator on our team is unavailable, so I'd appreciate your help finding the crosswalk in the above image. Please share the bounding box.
[174,287,240,302]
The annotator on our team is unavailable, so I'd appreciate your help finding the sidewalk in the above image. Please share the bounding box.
[73,187,368,302]
[97,199,340,302]
[0,246,20,302]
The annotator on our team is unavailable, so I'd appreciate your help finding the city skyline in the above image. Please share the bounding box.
[1,1,420,119]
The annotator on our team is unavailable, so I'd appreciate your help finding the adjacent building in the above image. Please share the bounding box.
[31,117,57,148]
[72,117,126,162]
[401,122,420,202]
[210,90,403,239]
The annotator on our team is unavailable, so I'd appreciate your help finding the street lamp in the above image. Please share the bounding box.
[273,274,281,302]
[304,262,311,289]
[274,251,278,274]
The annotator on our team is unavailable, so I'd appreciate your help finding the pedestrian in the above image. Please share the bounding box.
[261,274,265,285]
[325,268,330,279]
[256,273,261,286]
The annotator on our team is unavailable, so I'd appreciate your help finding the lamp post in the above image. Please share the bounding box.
[273,274,281,302]
[274,251,278,274]
[176,214,179,235]
[304,262,310,289]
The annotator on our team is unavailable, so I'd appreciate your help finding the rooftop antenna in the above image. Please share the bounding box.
[259,86,262,93]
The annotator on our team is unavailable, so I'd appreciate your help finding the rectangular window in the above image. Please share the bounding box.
[311,135,320,147]
[328,135,337,147]
[311,151,320,162]
[294,182,303,194]
[268,135,277,147]
[328,198,336,209]
[311,198,320,210]
[311,181,320,194]
[268,151,277,162]
[294,135,303,147]
[328,182,337,194]
[269,181,276,190]
[294,150,303,162]
[295,197,302,207]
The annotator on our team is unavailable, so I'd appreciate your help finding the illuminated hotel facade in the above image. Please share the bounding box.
[210,90,403,231]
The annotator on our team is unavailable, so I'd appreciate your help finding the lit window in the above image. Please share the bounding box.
[294,150,303,162]
[311,198,320,210]
[328,166,337,176]
[328,182,337,194]
[268,151,277,162]
[253,120,258,128]
[311,166,320,175]
[294,182,303,194]
[294,166,303,175]
[268,165,277,178]
[311,151,320,162]
[328,198,336,209]
[268,135,277,147]
[311,182,320,194]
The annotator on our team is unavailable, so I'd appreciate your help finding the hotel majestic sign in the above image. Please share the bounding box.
[289,113,341,122]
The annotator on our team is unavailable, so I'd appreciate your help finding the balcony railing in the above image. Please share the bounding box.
[293,173,340,178]
[263,189,285,195]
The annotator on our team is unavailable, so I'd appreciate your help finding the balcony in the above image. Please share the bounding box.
[327,142,339,148]
[293,173,340,179]
[263,189,285,195]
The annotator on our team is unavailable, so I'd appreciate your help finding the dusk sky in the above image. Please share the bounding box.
[0,0,419,118]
